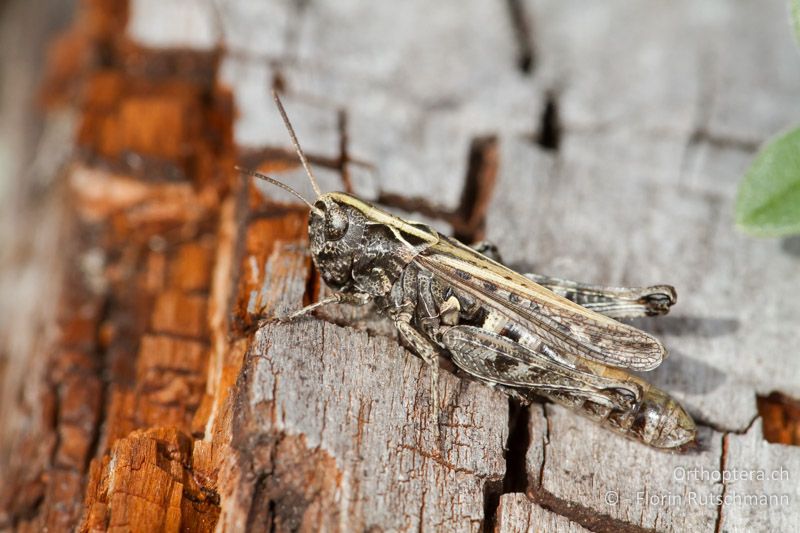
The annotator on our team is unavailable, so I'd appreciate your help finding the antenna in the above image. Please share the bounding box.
[236,166,323,217]
[272,89,323,198]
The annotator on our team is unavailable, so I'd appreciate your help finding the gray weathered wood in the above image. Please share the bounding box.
[532,405,723,531]
[226,321,508,531]
[503,0,800,433]
[721,420,800,532]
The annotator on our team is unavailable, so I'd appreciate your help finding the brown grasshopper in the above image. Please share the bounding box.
[242,91,696,449]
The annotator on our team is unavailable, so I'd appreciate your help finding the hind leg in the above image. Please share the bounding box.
[469,241,675,318]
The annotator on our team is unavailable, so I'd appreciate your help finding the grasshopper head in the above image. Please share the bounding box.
[247,91,434,294]
[308,193,366,291]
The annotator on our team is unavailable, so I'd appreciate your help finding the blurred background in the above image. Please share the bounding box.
[0,0,74,245]
[0,0,76,500]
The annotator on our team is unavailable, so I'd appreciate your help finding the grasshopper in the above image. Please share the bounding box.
[243,91,696,450]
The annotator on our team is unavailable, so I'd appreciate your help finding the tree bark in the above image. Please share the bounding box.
[2,0,800,532]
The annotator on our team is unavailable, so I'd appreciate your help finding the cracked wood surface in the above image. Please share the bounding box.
[2,0,800,532]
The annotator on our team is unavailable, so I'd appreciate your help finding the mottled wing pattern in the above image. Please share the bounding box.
[441,326,638,409]
[417,237,667,371]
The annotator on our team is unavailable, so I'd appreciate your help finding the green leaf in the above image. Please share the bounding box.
[736,127,800,237]
[793,0,800,47]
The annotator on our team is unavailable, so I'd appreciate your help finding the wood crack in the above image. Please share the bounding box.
[481,398,533,532]
[536,92,561,152]
[688,129,760,153]
[713,432,730,533]
[504,399,533,494]
[337,108,354,193]
[505,0,535,74]
[692,409,760,437]
[377,134,499,244]
[527,490,658,533]
[538,404,550,489]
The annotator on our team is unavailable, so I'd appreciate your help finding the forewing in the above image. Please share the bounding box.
[418,237,667,371]
[442,325,639,409]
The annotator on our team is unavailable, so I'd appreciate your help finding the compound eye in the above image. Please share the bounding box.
[324,203,349,241]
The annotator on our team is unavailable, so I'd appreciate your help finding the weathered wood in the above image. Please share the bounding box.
[2,0,800,531]
[222,321,507,530]
[722,420,800,531]
[530,405,723,530]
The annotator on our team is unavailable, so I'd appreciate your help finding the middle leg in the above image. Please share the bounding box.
[394,312,442,423]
